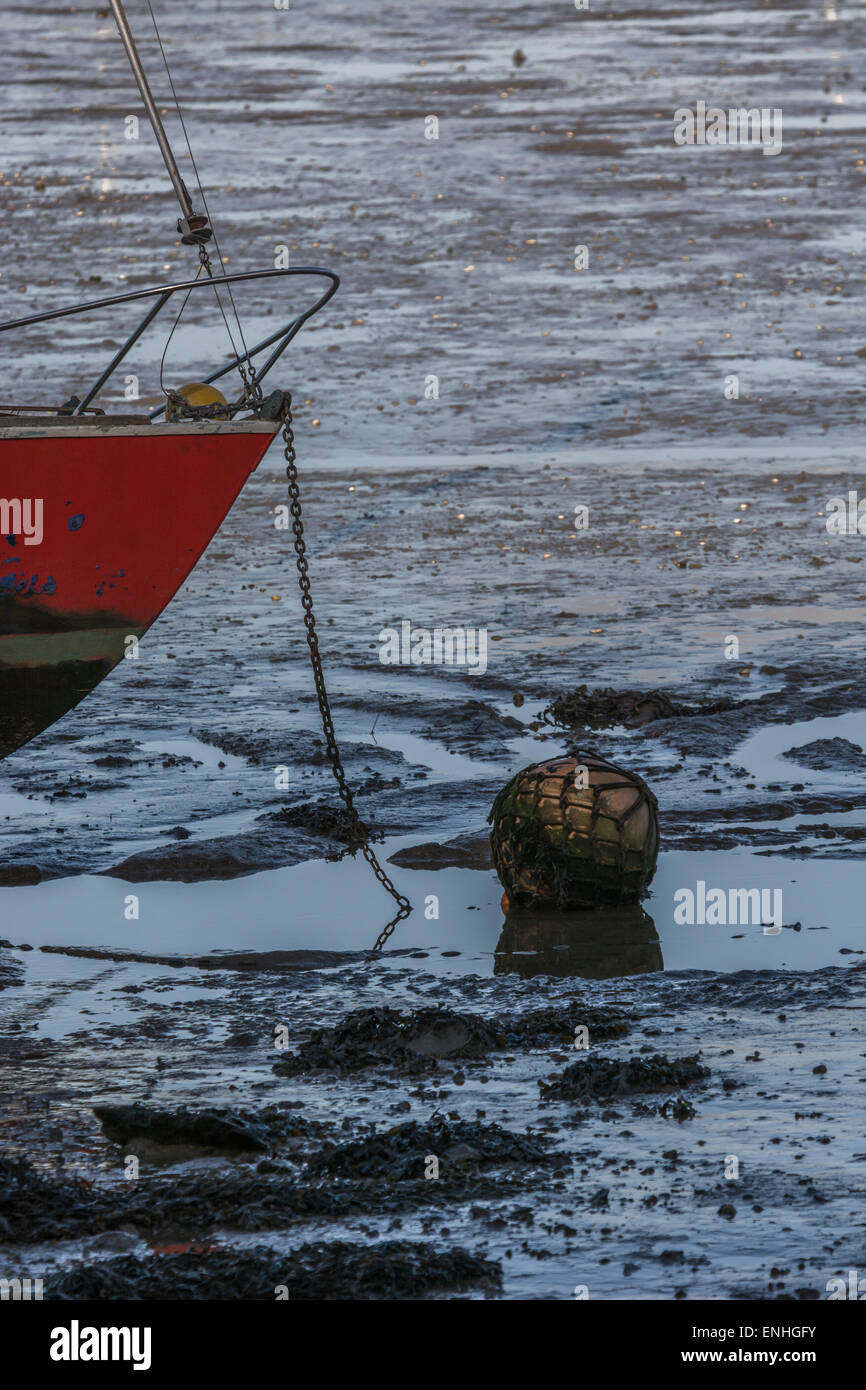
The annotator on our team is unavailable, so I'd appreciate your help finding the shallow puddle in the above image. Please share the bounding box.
[3,835,862,978]
[137,738,249,772]
[731,712,866,788]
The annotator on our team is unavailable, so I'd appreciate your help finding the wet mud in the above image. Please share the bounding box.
[1,957,864,1299]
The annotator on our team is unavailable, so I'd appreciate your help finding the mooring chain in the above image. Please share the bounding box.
[280,395,412,951]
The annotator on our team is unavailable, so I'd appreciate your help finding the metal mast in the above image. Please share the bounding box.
[107,0,211,244]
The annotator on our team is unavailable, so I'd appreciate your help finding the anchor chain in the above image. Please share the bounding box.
[280,394,411,951]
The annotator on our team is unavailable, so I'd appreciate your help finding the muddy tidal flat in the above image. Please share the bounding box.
[1,0,864,1309]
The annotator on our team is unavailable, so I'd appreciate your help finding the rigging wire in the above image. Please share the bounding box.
[142,0,255,394]
[157,267,201,397]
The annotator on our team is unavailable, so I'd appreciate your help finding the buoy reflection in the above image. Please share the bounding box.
[494,900,662,980]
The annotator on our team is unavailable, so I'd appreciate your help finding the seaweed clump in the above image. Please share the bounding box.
[305,1117,551,1181]
[505,1004,630,1045]
[274,1006,503,1076]
[45,1239,502,1301]
[258,800,383,858]
[542,685,734,731]
[274,1003,629,1079]
[541,1052,709,1102]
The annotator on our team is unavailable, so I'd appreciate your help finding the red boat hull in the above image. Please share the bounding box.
[0,418,278,756]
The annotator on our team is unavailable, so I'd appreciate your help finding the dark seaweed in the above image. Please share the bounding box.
[542,1052,709,1102]
[44,1240,502,1301]
[305,1117,552,1180]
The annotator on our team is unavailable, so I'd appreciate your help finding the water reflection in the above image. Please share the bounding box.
[494,901,662,980]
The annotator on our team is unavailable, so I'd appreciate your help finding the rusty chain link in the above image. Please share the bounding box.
[280,393,411,951]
